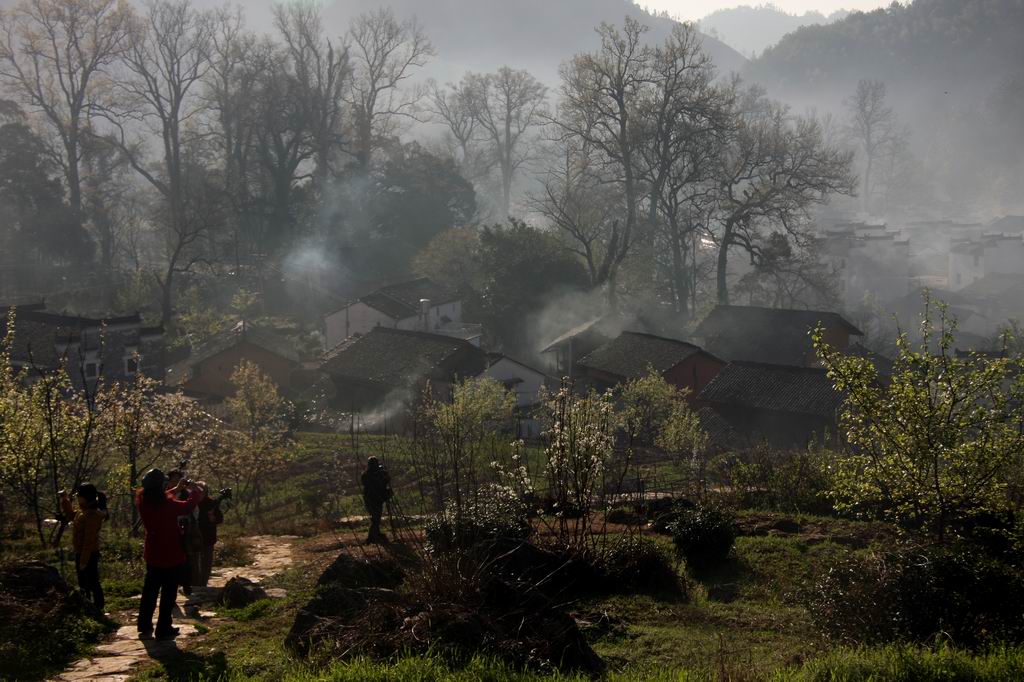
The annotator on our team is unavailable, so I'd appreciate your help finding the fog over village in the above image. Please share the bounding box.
[2,1,1024,681]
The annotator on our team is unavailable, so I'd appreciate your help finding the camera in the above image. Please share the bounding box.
[218,487,232,500]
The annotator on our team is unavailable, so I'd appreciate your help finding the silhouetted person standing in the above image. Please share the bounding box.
[60,483,108,612]
[196,482,224,586]
[361,457,391,544]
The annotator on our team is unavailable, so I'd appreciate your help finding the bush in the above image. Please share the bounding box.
[426,485,531,552]
[0,562,109,680]
[668,504,737,567]
[809,543,1024,647]
[599,536,685,596]
[713,445,834,515]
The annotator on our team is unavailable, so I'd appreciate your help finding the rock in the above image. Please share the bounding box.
[528,608,606,675]
[0,561,68,600]
[285,585,401,656]
[219,576,267,608]
[317,553,404,589]
[770,518,802,534]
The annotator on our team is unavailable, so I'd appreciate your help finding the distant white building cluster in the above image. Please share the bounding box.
[818,215,1024,343]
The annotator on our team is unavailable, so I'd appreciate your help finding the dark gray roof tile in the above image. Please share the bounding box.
[698,361,842,419]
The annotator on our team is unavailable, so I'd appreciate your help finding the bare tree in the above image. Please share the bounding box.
[427,76,490,186]
[250,43,315,246]
[273,2,350,188]
[99,0,215,324]
[555,18,653,300]
[637,23,727,317]
[845,79,901,214]
[205,6,266,265]
[533,135,621,286]
[0,0,133,225]
[466,66,547,219]
[346,7,433,172]
[711,91,856,304]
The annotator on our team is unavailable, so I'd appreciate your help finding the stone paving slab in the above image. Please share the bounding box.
[51,536,295,682]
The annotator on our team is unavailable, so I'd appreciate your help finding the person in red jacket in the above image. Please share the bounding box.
[135,468,199,640]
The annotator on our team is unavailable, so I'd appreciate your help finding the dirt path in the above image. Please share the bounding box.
[53,535,297,682]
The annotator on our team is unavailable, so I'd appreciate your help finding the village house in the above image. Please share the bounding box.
[322,278,465,350]
[697,362,843,447]
[576,332,725,399]
[948,233,1024,292]
[819,225,911,307]
[481,354,549,409]
[953,273,1024,336]
[694,305,862,368]
[480,354,550,438]
[165,322,300,401]
[1,302,164,388]
[319,327,487,417]
[540,314,634,379]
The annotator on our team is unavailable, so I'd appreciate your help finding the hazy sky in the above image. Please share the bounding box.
[642,1,892,21]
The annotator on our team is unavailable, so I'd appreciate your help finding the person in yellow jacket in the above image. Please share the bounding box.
[59,483,108,612]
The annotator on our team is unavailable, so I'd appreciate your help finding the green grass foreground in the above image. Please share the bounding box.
[173,646,1024,681]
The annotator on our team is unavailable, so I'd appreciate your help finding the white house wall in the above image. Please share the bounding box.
[483,358,545,408]
[324,302,398,349]
[324,300,464,349]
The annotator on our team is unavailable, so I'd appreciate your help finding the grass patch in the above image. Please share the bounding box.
[132,647,1024,681]
[777,645,1024,681]
[220,598,276,622]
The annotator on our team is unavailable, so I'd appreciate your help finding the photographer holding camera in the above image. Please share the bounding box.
[165,468,205,595]
[136,469,199,639]
[59,483,108,612]
[196,482,229,586]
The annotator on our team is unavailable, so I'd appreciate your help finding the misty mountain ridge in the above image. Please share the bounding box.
[747,0,1024,102]
[318,0,747,85]
[744,0,1024,217]
[697,3,850,57]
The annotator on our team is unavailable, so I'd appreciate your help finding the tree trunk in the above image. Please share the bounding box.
[863,149,873,214]
[670,229,690,317]
[65,136,83,217]
[160,268,175,326]
[717,223,732,305]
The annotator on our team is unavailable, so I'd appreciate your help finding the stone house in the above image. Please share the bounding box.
[319,327,487,417]
[322,278,463,350]
[165,322,300,401]
[1,302,164,389]
[698,362,843,448]
[576,332,725,400]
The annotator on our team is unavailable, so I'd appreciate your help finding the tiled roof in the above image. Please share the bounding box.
[577,332,707,380]
[356,278,458,319]
[696,305,862,337]
[1,305,149,369]
[321,327,485,388]
[178,323,300,370]
[698,362,843,419]
[958,274,1024,301]
[847,342,894,377]
[541,314,632,353]
[694,305,861,366]
[698,407,740,450]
